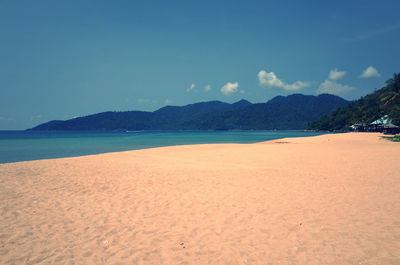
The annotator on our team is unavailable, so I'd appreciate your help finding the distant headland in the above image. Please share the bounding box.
[29,94,349,131]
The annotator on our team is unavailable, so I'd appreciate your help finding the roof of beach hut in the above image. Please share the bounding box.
[370,115,393,125]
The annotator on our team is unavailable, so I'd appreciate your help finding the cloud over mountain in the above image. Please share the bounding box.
[186,83,195,92]
[220,82,239,95]
[204,85,212,92]
[258,70,309,91]
[329,69,346,80]
[360,66,381,78]
[317,80,356,95]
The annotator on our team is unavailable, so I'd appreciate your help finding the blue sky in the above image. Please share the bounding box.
[1,0,400,129]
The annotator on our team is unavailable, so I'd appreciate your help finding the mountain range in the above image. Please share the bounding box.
[30,94,349,131]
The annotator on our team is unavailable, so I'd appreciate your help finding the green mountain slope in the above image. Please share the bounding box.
[30,94,349,131]
[308,73,400,130]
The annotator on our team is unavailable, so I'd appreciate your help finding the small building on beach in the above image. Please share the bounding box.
[351,115,399,134]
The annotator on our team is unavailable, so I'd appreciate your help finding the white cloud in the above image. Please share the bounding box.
[220,82,239,96]
[258,70,309,91]
[186,83,195,92]
[204,84,212,92]
[317,80,356,95]
[360,66,381,78]
[328,69,346,80]
[164,99,172,105]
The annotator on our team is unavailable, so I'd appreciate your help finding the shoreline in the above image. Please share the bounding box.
[0,131,386,165]
[1,132,399,264]
[0,130,327,164]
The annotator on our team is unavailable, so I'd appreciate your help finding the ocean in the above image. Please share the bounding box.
[0,130,326,164]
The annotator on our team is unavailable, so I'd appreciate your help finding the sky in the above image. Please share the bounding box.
[1,0,400,130]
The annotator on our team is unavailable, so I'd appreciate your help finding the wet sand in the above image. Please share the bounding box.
[0,132,399,264]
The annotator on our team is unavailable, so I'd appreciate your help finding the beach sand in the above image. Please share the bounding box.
[0,132,399,264]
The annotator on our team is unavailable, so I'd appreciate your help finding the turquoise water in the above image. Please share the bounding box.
[0,130,325,164]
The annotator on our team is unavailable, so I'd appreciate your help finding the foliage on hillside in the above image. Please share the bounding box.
[308,73,400,130]
[31,94,349,131]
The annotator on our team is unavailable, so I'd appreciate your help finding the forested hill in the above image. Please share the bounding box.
[308,73,400,131]
[30,94,349,131]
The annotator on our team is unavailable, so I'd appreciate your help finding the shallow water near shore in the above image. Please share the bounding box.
[0,130,326,163]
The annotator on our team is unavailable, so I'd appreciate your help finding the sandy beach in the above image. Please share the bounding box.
[0,132,399,264]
